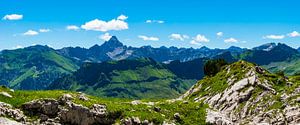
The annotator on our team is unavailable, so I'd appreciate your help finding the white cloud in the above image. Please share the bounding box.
[117,14,128,20]
[190,34,209,45]
[263,35,285,39]
[145,20,164,24]
[217,32,223,37]
[3,14,23,20]
[193,34,209,42]
[39,29,50,33]
[224,38,238,43]
[12,45,23,49]
[190,40,202,46]
[81,15,128,32]
[99,33,112,41]
[287,31,300,37]
[23,30,39,36]
[169,34,189,41]
[138,35,159,41]
[66,25,80,31]
[146,20,152,23]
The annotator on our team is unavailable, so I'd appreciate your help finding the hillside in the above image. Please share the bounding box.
[239,43,300,65]
[0,86,207,125]
[181,60,300,124]
[0,45,79,90]
[1,60,299,124]
[264,57,300,76]
[49,58,196,99]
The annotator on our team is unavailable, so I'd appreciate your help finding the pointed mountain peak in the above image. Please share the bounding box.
[199,46,210,51]
[109,36,119,41]
[102,36,123,48]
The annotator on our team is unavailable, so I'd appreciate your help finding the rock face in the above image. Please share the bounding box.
[0,117,23,125]
[19,97,115,125]
[183,61,300,124]
[59,103,109,125]
[0,102,25,122]
[0,93,156,125]
[0,93,123,125]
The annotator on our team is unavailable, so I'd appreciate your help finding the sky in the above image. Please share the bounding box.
[1,0,300,50]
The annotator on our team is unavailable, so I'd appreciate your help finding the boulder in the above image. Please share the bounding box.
[0,92,12,98]
[206,109,233,125]
[79,93,89,101]
[59,94,73,104]
[173,113,181,120]
[21,99,59,117]
[0,102,25,122]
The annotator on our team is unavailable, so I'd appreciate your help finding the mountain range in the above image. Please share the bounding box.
[0,36,300,98]
[0,60,299,124]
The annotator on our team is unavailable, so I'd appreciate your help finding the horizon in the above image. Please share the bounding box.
[1,35,299,51]
[1,0,300,50]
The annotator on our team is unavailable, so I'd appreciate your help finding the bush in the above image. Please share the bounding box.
[204,59,228,77]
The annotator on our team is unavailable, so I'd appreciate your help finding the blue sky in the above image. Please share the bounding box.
[1,0,300,50]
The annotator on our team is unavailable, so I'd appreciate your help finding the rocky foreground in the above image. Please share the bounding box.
[0,61,300,125]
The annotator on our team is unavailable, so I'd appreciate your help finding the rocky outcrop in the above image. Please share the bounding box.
[59,103,110,125]
[0,92,12,98]
[0,93,159,125]
[0,117,23,125]
[183,61,300,125]
[206,109,232,125]
[19,97,116,125]
[0,102,25,122]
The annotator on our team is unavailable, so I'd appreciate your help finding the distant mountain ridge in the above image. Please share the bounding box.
[57,36,299,65]
[57,36,242,62]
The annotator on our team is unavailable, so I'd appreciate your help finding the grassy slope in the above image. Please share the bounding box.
[0,46,79,89]
[187,61,256,100]
[0,86,208,124]
[263,57,300,76]
[51,58,196,99]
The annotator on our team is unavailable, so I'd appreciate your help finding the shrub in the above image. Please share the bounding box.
[204,59,228,77]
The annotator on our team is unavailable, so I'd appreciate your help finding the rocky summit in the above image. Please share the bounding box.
[0,61,300,125]
[182,61,300,124]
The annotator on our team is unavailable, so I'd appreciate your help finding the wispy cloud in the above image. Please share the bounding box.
[169,34,189,41]
[138,35,159,41]
[12,45,24,49]
[81,15,129,32]
[287,31,300,37]
[2,14,23,20]
[23,30,39,36]
[217,32,223,37]
[66,25,80,31]
[145,20,164,24]
[39,29,51,33]
[99,33,112,41]
[117,14,128,20]
[263,35,285,39]
[224,38,238,43]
